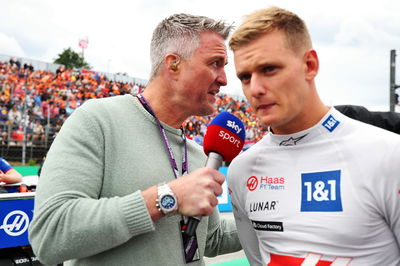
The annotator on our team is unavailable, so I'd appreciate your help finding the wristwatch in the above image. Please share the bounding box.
[156,183,178,216]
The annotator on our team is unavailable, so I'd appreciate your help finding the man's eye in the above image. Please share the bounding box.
[238,74,251,82]
[263,66,276,73]
[212,61,221,67]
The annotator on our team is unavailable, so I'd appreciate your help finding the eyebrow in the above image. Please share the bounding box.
[213,56,228,66]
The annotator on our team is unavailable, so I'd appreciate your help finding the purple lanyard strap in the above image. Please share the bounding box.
[137,94,188,178]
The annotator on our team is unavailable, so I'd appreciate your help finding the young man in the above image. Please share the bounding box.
[29,14,241,265]
[228,6,400,266]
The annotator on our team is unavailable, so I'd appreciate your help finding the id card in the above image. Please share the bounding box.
[180,219,200,263]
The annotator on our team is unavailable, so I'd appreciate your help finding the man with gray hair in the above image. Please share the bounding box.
[29,13,241,265]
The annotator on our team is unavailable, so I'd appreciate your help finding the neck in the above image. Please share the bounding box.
[271,88,329,135]
[141,82,187,129]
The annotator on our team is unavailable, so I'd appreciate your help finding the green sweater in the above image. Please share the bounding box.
[29,94,241,265]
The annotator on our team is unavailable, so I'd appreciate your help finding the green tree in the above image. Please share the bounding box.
[54,47,91,69]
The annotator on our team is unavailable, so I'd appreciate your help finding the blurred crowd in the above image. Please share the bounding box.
[183,95,266,149]
[0,57,265,148]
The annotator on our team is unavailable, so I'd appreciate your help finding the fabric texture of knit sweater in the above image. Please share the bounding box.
[29,94,241,265]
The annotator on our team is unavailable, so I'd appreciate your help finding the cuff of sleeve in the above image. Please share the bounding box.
[120,190,155,236]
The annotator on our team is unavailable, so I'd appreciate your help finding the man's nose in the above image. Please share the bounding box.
[216,69,227,86]
[249,74,266,97]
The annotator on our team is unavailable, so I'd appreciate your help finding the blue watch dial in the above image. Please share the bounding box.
[161,195,176,209]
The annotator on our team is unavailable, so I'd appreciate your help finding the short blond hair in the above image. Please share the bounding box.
[229,6,312,53]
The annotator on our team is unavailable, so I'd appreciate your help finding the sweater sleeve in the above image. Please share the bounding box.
[28,102,155,265]
[204,206,242,257]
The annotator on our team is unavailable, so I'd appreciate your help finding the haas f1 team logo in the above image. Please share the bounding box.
[247,176,258,191]
[247,176,285,191]
[0,210,30,236]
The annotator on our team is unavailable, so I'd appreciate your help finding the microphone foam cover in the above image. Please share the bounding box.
[203,112,246,162]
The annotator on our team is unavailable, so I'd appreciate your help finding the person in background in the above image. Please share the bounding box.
[29,13,241,266]
[0,157,22,184]
[7,105,22,130]
[31,119,45,145]
[336,104,400,134]
[228,6,400,265]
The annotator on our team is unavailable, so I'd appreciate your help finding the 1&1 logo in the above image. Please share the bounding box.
[322,115,340,132]
[301,170,343,212]
[0,210,30,236]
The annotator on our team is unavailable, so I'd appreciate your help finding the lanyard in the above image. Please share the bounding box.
[137,94,188,178]
[137,95,199,264]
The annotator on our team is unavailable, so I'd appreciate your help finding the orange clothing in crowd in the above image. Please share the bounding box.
[0,59,263,143]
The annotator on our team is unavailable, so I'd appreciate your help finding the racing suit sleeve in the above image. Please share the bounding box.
[379,142,400,248]
[228,166,263,266]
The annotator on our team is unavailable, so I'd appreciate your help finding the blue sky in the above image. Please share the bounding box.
[1,0,400,111]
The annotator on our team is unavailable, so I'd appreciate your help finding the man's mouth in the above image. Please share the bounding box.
[257,103,275,111]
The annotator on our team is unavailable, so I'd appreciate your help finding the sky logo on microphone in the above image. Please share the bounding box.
[208,112,245,141]
[203,112,245,162]
[227,120,243,134]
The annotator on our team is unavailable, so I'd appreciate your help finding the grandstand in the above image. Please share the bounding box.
[0,54,266,164]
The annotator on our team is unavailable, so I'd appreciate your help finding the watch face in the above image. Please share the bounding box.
[161,195,176,209]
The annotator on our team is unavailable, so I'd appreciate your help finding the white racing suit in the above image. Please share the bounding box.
[228,108,400,266]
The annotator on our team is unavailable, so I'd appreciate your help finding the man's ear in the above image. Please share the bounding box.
[165,54,181,73]
[304,49,319,81]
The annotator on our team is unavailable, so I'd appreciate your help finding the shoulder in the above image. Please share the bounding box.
[0,157,10,164]
[334,110,400,156]
[229,137,267,175]
[72,95,136,121]
[79,94,134,112]
[339,110,399,139]
[236,136,268,159]
[335,105,400,134]
[0,157,12,169]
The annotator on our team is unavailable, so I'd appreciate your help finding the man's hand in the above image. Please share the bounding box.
[169,167,225,217]
[141,167,225,222]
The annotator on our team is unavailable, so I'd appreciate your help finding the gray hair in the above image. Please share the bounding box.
[149,13,233,81]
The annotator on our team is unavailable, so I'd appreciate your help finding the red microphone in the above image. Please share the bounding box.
[184,112,245,236]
